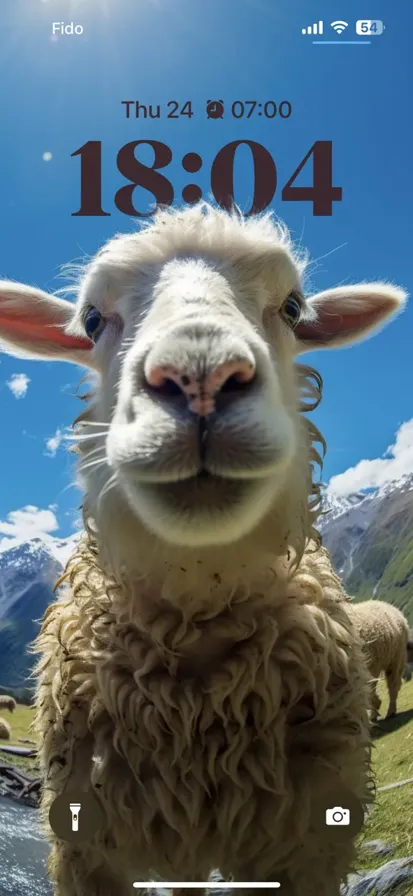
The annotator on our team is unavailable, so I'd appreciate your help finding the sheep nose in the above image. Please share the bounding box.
[145,357,256,416]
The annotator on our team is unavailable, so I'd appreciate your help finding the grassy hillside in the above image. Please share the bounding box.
[357,678,413,872]
[372,533,413,621]
[0,702,38,774]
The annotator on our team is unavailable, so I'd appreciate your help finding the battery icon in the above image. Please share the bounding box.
[356,20,384,35]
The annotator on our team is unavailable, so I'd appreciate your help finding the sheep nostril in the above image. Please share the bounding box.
[151,378,184,399]
[213,371,257,412]
[145,365,190,405]
[220,373,255,393]
[144,357,257,416]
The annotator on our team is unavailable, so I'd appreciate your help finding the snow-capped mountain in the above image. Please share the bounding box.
[0,541,61,621]
[0,534,79,689]
[321,474,413,623]
[0,473,413,691]
[320,473,413,532]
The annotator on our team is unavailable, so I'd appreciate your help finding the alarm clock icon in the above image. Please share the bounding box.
[206,100,224,119]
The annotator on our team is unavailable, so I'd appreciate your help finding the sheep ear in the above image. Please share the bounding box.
[294,283,407,353]
[0,281,94,366]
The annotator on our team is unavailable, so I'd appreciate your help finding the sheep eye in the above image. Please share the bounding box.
[280,293,302,329]
[84,306,106,343]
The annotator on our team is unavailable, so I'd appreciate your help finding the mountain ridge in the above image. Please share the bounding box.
[0,473,412,688]
[320,474,413,621]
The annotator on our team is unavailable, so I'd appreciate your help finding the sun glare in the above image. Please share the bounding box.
[40,0,112,14]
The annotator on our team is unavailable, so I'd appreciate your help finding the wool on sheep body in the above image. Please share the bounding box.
[0,694,17,713]
[0,716,11,739]
[34,536,374,896]
[346,599,412,720]
[0,202,407,896]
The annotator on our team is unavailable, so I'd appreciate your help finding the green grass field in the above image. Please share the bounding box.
[357,677,413,871]
[0,702,39,774]
[1,678,413,877]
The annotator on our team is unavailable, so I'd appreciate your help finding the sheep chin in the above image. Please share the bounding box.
[118,469,284,547]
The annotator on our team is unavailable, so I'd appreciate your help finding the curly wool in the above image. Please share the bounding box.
[346,599,410,719]
[0,694,16,713]
[32,535,374,896]
[0,716,11,739]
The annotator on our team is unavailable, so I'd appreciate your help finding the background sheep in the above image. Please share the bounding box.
[347,600,411,720]
[0,203,407,896]
[0,694,17,713]
[0,716,11,740]
[403,639,413,682]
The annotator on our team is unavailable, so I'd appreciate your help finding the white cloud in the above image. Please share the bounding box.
[6,373,30,399]
[328,419,413,498]
[45,429,63,457]
[0,505,58,545]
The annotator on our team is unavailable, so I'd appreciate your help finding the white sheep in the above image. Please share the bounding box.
[0,203,407,896]
[0,716,11,739]
[346,600,411,720]
[0,694,17,713]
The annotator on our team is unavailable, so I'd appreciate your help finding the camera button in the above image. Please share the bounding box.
[312,786,366,840]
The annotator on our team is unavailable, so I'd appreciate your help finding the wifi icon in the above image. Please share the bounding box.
[330,20,349,34]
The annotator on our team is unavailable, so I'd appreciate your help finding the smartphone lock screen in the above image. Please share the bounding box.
[0,2,412,896]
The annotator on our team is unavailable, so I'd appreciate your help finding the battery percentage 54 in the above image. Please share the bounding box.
[356,20,385,35]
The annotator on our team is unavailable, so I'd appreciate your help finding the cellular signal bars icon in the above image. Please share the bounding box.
[302,21,323,35]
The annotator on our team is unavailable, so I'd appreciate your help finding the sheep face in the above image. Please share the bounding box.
[0,204,407,557]
[79,250,307,548]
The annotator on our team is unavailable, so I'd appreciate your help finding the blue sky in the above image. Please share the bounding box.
[0,0,412,547]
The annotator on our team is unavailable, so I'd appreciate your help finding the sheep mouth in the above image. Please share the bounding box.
[140,468,252,508]
[170,467,252,487]
[194,468,214,482]
[163,469,238,491]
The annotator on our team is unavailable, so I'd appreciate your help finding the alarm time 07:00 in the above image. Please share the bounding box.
[121,99,292,120]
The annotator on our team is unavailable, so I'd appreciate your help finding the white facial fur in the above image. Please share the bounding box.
[71,210,308,548]
[0,205,406,566]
